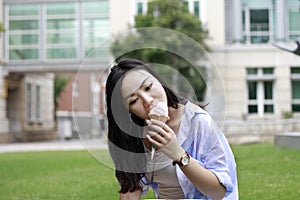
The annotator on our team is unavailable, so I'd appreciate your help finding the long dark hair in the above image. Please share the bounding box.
[106,58,183,193]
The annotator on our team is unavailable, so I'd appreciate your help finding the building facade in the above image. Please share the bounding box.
[0,0,110,142]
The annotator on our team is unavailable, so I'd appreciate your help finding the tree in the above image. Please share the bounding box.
[111,0,209,101]
[54,75,71,121]
[0,22,5,38]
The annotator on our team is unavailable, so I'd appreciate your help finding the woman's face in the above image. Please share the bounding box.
[121,69,167,119]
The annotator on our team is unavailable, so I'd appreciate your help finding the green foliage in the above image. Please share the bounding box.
[111,0,209,101]
[54,75,71,108]
[0,22,5,33]
[281,110,294,119]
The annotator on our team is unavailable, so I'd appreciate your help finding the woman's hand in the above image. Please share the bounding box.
[146,119,185,161]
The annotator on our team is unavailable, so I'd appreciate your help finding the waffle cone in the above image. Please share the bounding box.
[149,114,169,123]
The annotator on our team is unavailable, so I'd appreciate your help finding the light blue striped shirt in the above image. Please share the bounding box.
[142,101,238,199]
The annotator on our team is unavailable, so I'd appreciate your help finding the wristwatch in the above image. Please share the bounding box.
[172,151,190,166]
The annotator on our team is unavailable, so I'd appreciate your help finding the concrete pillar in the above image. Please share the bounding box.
[276,0,285,42]
[232,0,243,43]
[0,1,10,138]
[0,71,9,134]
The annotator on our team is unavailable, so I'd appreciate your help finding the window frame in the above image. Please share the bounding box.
[242,5,273,44]
[246,67,276,116]
[291,67,300,112]
[26,81,42,123]
[4,1,110,63]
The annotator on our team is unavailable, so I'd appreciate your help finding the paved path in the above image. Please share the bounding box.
[0,139,108,153]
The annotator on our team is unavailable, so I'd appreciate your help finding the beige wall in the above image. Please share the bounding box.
[205,0,225,46]
[22,73,55,131]
[210,45,300,120]
[110,0,133,34]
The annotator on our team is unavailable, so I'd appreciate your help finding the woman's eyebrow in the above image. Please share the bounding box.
[124,77,150,101]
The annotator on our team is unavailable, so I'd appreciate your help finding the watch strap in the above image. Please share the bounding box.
[172,151,190,166]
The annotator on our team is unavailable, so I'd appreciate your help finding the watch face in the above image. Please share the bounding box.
[182,155,190,166]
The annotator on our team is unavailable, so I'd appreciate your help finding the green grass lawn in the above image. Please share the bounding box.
[0,143,299,199]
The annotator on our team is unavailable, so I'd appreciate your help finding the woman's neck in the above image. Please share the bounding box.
[167,104,185,135]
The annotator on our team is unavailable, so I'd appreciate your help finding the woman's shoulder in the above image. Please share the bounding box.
[185,101,210,119]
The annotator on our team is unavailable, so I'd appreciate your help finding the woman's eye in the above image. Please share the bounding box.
[129,98,138,105]
[145,83,153,91]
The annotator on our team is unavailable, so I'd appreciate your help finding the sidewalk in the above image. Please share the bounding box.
[0,138,108,154]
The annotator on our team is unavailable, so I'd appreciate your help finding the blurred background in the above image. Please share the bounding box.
[0,0,300,148]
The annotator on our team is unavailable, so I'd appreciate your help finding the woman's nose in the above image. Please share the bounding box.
[140,93,153,108]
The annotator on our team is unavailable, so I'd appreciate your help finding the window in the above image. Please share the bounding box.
[46,2,78,59]
[291,67,300,112]
[5,1,110,62]
[26,82,42,122]
[135,0,147,15]
[137,2,144,14]
[194,1,200,18]
[83,1,110,59]
[184,0,201,19]
[243,8,270,44]
[247,67,275,115]
[8,4,40,60]
[288,0,300,41]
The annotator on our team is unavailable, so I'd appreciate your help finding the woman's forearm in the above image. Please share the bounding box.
[120,189,142,200]
[179,158,226,200]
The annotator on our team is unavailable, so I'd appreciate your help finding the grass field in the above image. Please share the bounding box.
[0,143,299,199]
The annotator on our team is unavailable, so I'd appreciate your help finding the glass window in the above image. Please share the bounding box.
[9,20,38,30]
[248,82,257,99]
[264,105,273,113]
[85,47,110,59]
[264,81,273,99]
[47,19,77,30]
[194,1,200,18]
[291,67,300,74]
[9,34,39,45]
[247,68,258,75]
[83,19,109,44]
[243,3,271,44]
[47,3,76,15]
[250,9,269,43]
[292,81,300,99]
[83,1,109,16]
[137,2,143,14]
[47,33,77,44]
[47,48,77,59]
[247,67,275,115]
[8,3,40,62]
[291,67,300,112]
[9,49,39,60]
[292,104,300,112]
[6,1,110,62]
[287,0,300,41]
[35,85,41,119]
[248,105,258,113]
[26,82,42,122]
[26,83,32,120]
[9,4,39,16]
[250,9,269,31]
[263,68,273,74]
[83,1,110,58]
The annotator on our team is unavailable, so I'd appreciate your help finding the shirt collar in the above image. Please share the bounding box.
[177,101,206,145]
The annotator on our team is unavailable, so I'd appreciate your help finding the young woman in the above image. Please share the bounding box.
[106,58,238,199]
